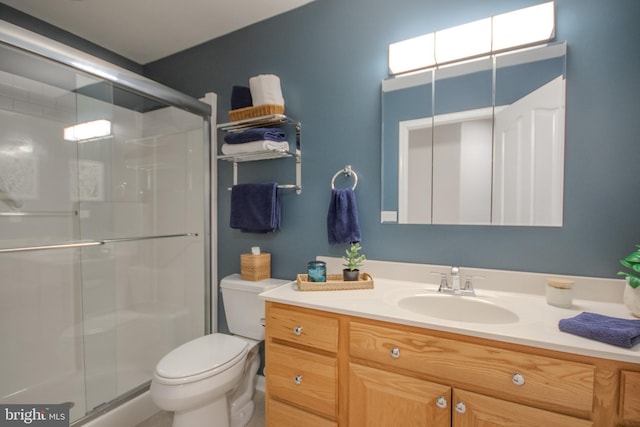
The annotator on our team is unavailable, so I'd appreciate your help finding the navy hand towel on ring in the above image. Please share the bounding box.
[327,187,361,245]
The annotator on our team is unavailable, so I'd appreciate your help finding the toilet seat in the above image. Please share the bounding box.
[154,333,249,385]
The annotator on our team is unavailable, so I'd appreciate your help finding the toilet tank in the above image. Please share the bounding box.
[220,274,290,340]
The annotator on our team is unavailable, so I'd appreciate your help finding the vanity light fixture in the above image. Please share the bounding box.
[388,1,555,75]
[492,2,555,51]
[63,119,112,142]
[434,18,492,64]
[388,33,435,75]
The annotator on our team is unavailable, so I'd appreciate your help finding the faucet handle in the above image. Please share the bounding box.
[462,275,484,291]
[430,272,449,290]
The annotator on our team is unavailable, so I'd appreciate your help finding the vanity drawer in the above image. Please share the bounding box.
[266,303,339,352]
[349,321,595,416]
[452,389,593,427]
[267,398,337,427]
[266,342,337,418]
[620,370,640,421]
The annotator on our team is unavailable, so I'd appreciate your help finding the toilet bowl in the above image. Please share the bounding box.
[150,274,289,427]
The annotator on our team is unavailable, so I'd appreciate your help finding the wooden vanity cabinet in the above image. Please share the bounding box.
[452,389,592,427]
[349,362,451,426]
[620,370,640,422]
[265,303,341,426]
[264,301,640,427]
[349,320,595,418]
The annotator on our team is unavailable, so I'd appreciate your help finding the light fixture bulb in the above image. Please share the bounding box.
[63,119,112,142]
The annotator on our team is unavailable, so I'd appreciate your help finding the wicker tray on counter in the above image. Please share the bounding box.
[296,273,374,291]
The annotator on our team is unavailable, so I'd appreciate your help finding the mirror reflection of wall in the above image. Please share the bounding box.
[381,42,567,226]
[493,43,566,226]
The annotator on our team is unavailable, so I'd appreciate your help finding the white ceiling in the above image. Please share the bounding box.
[2,0,315,64]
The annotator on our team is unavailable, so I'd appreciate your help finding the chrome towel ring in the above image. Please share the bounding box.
[331,165,358,190]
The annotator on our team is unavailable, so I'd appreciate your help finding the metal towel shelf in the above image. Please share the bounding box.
[217,114,302,195]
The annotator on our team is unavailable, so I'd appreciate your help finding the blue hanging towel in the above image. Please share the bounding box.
[230,183,281,233]
[327,187,361,245]
[558,312,640,349]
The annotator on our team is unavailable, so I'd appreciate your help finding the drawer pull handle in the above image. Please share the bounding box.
[455,402,466,414]
[293,375,303,385]
[436,396,447,409]
[293,326,303,336]
[512,373,525,386]
[390,347,400,358]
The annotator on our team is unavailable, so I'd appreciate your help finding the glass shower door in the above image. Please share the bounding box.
[0,42,206,424]
[0,43,89,421]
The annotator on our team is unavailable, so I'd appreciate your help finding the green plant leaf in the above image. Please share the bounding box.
[624,252,640,263]
[629,276,640,289]
[619,272,640,288]
[621,259,635,270]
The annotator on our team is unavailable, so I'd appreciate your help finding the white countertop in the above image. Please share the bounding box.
[260,276,640,364]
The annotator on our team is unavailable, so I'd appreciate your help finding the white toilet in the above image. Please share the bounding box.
[150,274,288,427]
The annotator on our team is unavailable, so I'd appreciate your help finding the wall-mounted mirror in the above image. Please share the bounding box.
[381,42,566,226]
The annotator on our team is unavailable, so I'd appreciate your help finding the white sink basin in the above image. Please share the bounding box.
[396,293,520,324]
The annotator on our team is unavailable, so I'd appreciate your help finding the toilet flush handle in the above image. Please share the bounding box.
[260,318,266,327]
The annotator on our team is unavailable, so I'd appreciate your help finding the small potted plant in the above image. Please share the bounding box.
[618,245,640,317]
[343,242,366,281]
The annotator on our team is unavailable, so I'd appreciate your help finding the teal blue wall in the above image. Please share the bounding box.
[6,0,640,283]
[144,0,640,283]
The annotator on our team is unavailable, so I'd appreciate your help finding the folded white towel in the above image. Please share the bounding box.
[249,74,285,106]
[221,140,289,155]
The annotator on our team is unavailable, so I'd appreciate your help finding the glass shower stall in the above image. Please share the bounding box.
[0,22,213,424]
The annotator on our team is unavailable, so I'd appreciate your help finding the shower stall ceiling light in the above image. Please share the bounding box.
[388,1,555,75]
[63,119,111,142]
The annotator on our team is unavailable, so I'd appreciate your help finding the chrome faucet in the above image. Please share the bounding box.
[450,266,460,291]
[436,266,476,296]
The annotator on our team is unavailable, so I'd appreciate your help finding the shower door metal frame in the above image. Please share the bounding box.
[1,19,216,425]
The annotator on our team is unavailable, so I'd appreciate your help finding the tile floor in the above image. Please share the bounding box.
[135,390,265,427]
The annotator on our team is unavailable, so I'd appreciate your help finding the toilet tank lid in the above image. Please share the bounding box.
[220,273,291,292]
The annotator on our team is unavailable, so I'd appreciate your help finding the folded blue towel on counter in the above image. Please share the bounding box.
[558,312,640,349]
[223,128,287,144]
[327,187,361,245]
[231,85,252,110]
[230,183,281,233]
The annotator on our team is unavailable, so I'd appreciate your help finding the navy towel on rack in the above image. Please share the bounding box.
[230,183,281,233]
[558,312,640,349]
[327,187,361,245]
[231,85,253,110]
[223,128,287,144]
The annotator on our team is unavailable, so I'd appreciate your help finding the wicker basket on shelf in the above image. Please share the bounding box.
[296,273,374,291]
[228,104,285,121]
